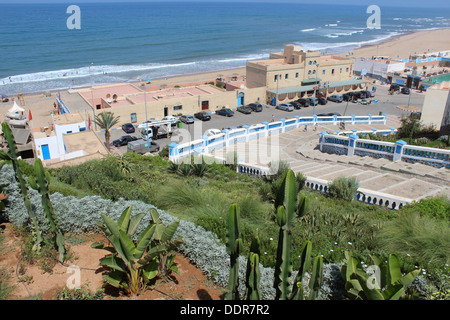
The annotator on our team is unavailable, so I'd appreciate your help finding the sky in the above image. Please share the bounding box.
[0,0,449,9]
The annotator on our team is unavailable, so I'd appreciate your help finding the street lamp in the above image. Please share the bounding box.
[89,63,97,130]
[138,78,150,154]
[313,63,319,116]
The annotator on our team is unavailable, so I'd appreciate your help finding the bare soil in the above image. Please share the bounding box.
[0,223,226,300]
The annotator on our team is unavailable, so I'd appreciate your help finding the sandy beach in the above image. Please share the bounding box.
[343,28,450,60]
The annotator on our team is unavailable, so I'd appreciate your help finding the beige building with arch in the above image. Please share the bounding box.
[246,44,367,104]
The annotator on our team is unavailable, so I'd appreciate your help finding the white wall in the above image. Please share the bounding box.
[54,121,87,156]
[34,136,59,161]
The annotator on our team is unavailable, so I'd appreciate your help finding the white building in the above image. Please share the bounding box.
[353,58,405,81]
[33,112,107,165]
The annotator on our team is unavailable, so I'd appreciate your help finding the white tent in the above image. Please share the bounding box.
[8,101,25,114]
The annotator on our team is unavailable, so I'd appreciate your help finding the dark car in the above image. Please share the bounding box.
[179,115,195,124]
[237,106,252,114]
[247,103,263,112]
[318,97,327,105]
[194,111,211,121]
[113,135,137,147]
[389,83,400,92]
[121,123,135,133]
[296,98,310,107]
[290,101,302,109]
[401,87,410,94]
[216,108,234,117]
[352,91,365,99]
[316,112,342,117]
[342,93,353,101]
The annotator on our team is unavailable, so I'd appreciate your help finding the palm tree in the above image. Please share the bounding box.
[94,111,120,151]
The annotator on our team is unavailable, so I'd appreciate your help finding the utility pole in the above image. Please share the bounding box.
[89,63,97,130]
[138,78,151,154]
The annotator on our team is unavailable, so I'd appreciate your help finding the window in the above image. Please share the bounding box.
[274,75,278,81]
[332,69,335,75]
[174,105,182,111]
[340,68,342,73]
[308,70,312,75]
[313,70,316,74]
[296,72,299,78]
[285,73,289,79]
[346,67,349,72]
[309,61,312,65]
[322,70,326,75]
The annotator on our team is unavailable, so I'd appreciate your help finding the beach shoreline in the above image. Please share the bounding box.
[6,28,450,99]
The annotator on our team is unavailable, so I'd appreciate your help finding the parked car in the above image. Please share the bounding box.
[247,103,263,112]
[289,101,302,109]
[179,115,195,124]
[194,111,211,121]
[401,87,410,94]
[276,103,294,112]
[215,108,234,117]
[205,128,222,136]
[121,123,135,133]
[307,97,318,106]
[352,91,365,99]
[389,83,400,92]
[113,135,138,147]
[327,94,343,103]
[237,106,253,114]
[162,115,180,126]
[127,139,160,154]
[316,112,342,117]
[318,97,327,105]
[342,93,353,101]
[296,98,310,107]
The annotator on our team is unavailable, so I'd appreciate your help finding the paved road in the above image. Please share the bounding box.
[102,84,425,154]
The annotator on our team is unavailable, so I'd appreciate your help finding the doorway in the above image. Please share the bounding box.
[201,101,209,110]
[238,92,245,107]
[41,144,50,160]
[164,107,168,117]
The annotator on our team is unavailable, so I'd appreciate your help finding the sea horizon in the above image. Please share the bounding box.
[0,1,449,96]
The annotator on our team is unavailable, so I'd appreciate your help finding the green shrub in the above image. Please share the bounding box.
[376,212,450,268]
[327,176,359,201]
[54,286,104,300]
[399,197,450,221]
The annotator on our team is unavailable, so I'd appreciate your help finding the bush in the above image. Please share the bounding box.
[399,197,450,221]
[327,176,359,201]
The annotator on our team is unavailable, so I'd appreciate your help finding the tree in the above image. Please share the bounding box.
[94,111,120,151]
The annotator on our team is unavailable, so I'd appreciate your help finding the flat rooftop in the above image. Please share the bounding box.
[53,113,85,125]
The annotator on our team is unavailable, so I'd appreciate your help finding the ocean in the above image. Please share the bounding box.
[0,1,449,96]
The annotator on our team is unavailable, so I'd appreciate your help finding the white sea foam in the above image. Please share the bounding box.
[298,32,402,52]
[300,28,317,32]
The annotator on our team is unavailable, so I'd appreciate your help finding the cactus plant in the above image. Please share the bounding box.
[245,237,261,300]
[0,122,43,251]
[29,158,66,262]
[225,203,242,300]
[227,169,324,300]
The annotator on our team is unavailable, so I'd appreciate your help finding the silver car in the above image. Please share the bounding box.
[276,103,294,112]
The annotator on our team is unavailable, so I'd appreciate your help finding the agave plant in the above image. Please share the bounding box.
[92,206,181,296]
[341,251,421,300]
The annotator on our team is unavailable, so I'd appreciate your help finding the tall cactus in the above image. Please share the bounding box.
[0,122,43,251]
[225,203,242,300]
[273,169,297,300]
[245,237,261,300]
[29,158,66,262]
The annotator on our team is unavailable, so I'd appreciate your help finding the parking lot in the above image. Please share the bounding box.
[102,84,425,154]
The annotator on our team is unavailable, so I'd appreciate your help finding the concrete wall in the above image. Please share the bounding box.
[421,88,450,132]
